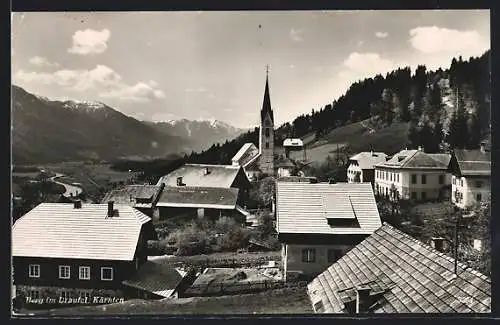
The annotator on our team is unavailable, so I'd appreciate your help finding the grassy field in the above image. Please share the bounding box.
[411,201,456,219]
[151,251,281,267]
[289,119,410,165]
[31,286,312,315]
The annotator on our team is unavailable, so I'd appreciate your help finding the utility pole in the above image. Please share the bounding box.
[453,207,461,276]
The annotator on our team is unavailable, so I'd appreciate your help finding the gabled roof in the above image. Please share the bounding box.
[308,223,491,313]
[283,138,304,147]
[453,149,491,176]
[101,184,164,208]
[349,152,388,170]
[376,150,451,169]
[156,164,249,188]
[122,261,183,298]
[12,203,151,261]
[232,143,259,167]
[276,182,381,235]
[156,186,239,209]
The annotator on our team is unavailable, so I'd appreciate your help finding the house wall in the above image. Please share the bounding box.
[277,167,292,178]
[452,174,490,208]
[158,206,245,223]
[283,243,356,279]
[347,163,362,183]
[13,257,134,290]
[375,167,451,201]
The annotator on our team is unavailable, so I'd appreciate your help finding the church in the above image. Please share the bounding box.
[231,69,281,180]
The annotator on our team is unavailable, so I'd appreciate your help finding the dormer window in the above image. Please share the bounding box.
[398,156,406,162]
[322,194,360,228]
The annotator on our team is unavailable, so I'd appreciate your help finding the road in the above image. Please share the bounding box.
[50,173,83,197]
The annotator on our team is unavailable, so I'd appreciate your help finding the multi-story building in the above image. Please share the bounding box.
[347,151,388,185]
[276,180,381,280]
[374,148,451,201]
[449,143,491,209]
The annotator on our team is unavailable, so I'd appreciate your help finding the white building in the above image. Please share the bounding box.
[374,148,451,201]
[347,151,388,185]
[449,144,491,209]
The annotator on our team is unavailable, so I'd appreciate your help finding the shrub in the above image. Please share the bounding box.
[147,240,176,256]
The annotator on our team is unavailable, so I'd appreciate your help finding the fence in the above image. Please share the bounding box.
[167,254,281,271]
[180,279,309,298]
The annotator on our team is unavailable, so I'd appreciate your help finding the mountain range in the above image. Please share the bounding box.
[11,85,246,164]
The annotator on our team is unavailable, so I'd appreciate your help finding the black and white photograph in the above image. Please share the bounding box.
[11,10,491,316]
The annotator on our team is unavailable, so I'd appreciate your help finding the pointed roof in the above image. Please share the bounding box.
[261,72,274,123]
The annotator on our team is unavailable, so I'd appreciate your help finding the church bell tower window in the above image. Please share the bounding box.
[265,128,270,137]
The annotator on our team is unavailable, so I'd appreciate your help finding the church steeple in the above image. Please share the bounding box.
[261,66,274,123]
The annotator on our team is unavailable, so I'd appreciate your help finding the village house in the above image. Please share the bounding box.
[155,185,250,224]
[347,151,388,185]
[307,223,491,313]
[101,184,164,219]
[276,181,382,280]
[12,201,168,305]
[449,142,491,209]
[374,147,451,201]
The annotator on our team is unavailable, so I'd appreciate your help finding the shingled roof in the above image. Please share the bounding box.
[12,203,151,261]
[101,184,164,208]
[349,152,388,170]
[307,223,491,313]
[452,149,491,176]
[156,186,240,209]
[156,164,250,188]
[376,150,451,169]
[276,182,381,235]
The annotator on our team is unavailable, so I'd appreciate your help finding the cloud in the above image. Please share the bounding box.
[184,87,207,93]
[290,28,304,42]
[337,52,403,91]
[100,82,166,102]
[409,26,482,54]
[14,64,165,102]
[375,31,388,38]
[29,56,60,68]
[68,28,111,55]
[343,52,397,76]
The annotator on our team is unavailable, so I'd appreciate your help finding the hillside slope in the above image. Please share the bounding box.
[11,85,190,164]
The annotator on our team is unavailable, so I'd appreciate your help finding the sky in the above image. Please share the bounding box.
[11,10,490,128]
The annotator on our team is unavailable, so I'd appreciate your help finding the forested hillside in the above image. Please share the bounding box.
[128,51,490,182]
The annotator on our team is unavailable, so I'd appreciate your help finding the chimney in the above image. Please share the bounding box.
[418,146,423,152]
[329,178,336,184]
[107,201,114,218]
[73,199,82,209]
[356,287,372,313]
[480,142,486,153]
[204,167,211,175]
[431,237,445,252]
[176,176,184,186]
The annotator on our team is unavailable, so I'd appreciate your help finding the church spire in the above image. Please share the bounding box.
[261,65,274,123]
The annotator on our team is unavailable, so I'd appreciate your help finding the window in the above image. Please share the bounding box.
[439,175,444,185]
[421,175,427,184]
[476,193,482,202]
[460,179,463,187]
[421,192,427,200]
[396,174,399,183]
[29,290,40,300]
[476,181,483,188]
[301,249,316,263]
[411,192,417,200]
[60,290,71,300]
[79,266,90,280]
[265,142,269,149]
[452,176,456,185]
[313,300,325,313]
[265,128,270,137]
[29,264,40,278]
[59,265,71,279]
[411,174,417,184]
[460,192,463,201]
[79,291,92,300]
[101,267,113,281]
[327,249,342,263]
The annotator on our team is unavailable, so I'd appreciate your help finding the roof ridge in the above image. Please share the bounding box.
[381,223,491,282]
[400,150,421,168]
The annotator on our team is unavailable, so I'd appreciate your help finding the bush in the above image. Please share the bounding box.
[147,240,176,256]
